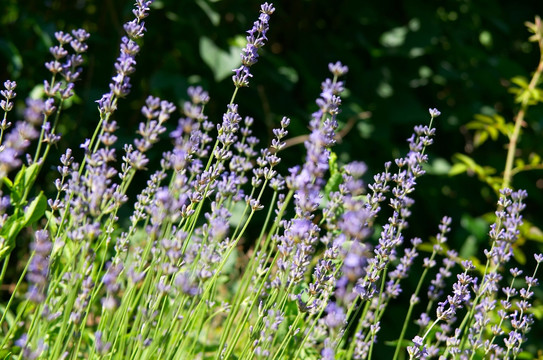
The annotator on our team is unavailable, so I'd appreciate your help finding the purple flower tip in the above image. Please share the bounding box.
[429,108,441,117]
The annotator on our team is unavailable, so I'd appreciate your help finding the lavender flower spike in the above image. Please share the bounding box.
[97,0,154,114]
[232,3,275,88]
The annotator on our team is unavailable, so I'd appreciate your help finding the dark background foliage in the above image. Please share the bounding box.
[2,0,543,355]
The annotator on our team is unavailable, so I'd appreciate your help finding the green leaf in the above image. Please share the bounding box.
[451,153,497,183]
[380,26,408,47]
[0,192,46,261]
[473,130,488,148]
[10,163,41,206]
[0,217,24,260]
[448,162,467,176]
[0,303,15,331]
[0,349,14,360]
[0,39,23,78]
[466,113,510,147]
[2,176,13,189]
[324,151,342,200]
[222,247,238,276]
[513,246,526,265]
[45,210,58,236]
[195,0,220,26]
[425,158,451,175]
[199,36,243,82]
[453,153,477,169]
[521,220,543,243]
[277,66,299,84]
[228,201,247,228]
[529,152,541,166]
[509,76,542,105]
[417,241,437,254]
[385,338,412,348]
[457,235,484,267]
[23,192,47,226]
[510,76,529,89]
[460,214,489,240]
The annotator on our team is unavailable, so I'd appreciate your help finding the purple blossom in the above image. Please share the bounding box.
[232,3,275,87]
[26,230,52,303]
[94,331,112,356]
[97,1,153,113]
[324,302,346,329]
[429,108,441,117]
[0,79,16,113]
[101,261,124,311]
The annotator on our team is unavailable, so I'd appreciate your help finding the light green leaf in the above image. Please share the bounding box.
[229,201,247,228]
[324,151,342,200]
[529,152,541,166]
[0,217,24,260]
[513,247,526,265]
[448,162,467,176]
[510,76,529,89]
[473,131,488,148]
[195,0,220,26]
[278,66,299,84]
[10,163,40,206]
[426,157,451,175]
[380,26,408,47]
[2,176,13,189]
[45,210,59,236]
[199,36,243,82]
[23,192,47,226]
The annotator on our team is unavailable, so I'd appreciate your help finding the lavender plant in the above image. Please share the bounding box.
[0,1,541,359]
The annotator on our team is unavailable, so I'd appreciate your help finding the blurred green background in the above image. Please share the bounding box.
[1,0,543,356]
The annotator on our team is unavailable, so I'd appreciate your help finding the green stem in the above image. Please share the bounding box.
[270,312,303,360]
[0,254,9,288]
[502,33,543,189]
[392,248,439,360]
[367,265,389,360]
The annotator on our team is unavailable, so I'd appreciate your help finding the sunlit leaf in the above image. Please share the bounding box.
[199,36,242,82]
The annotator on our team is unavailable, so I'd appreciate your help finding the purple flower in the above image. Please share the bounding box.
[429,108,441,117]
[1,79,16,113]
[94,331,112,356]
[26,230,52,304]
[328,61,349,76]
[324,302,346,329]
[232,3,275,87]
[96,2,153,113]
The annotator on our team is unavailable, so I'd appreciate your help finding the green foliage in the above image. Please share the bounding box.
[0,163,47,260]
[509,76,543,105]
[464,113,512,148]
[449,153,502,190]
[324,151,342,200]
[199,36,243,82]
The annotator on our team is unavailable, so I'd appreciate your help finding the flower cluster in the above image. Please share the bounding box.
[96,0,152,115]
[232,2,275,88]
